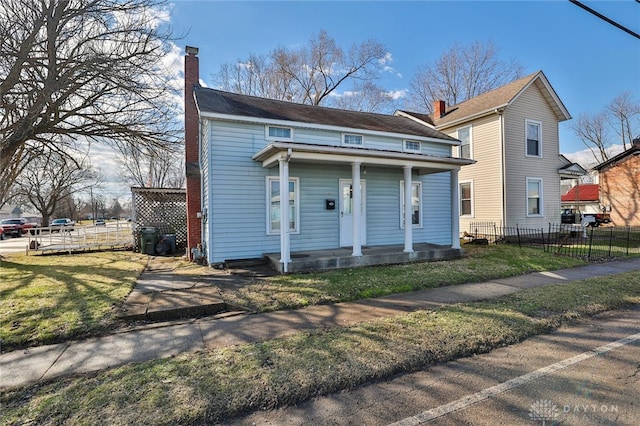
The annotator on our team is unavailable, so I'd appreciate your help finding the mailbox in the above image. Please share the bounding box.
[326,199,336,210]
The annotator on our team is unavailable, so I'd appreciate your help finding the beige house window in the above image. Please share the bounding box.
[460,181,473,216]
[526,120,542,157]
[526,177,543,216]
[457,126,472,159]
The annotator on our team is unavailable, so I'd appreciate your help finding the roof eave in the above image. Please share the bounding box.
[198,110,459,145]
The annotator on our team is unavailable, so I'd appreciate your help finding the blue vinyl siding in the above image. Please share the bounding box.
[204,120,455,262]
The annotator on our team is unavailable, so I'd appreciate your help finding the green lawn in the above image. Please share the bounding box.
[3,271,639,425]
[0,245,587,352]
[0,251,147,351]
[214,245,587,312]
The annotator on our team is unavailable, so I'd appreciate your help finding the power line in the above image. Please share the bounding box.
[569,0,640,40]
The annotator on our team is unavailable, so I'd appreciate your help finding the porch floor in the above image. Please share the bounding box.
[264,243,463,274]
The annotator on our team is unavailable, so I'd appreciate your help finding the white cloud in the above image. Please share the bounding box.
[378,52,393,65]
[562,144,626,169]
[385,89,408,100]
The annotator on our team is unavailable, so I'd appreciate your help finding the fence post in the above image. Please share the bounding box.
[626,226,631,256]
[516,224,521,248]
[493,223,497,245]
[608,227,613,258]
[587,226,594,259]
[541,227,545,250]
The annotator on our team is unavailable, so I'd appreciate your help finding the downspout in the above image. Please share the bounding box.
[199,117,206,263]
[496,108,506,226]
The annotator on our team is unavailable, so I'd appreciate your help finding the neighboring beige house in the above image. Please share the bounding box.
[399,71,572,233]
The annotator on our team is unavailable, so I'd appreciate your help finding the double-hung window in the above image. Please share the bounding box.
[525,120,542,157]
[266,177,299,234]
[526,178,543,216]
[459,181,473,216]
[400,181,422,228]
[457,126,472,159]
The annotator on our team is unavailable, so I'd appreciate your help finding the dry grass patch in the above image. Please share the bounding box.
[212,245,586,312]
[4,271,638,425]
[0,251,147,351]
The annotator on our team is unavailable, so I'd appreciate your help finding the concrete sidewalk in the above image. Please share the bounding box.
[2,258,640,391]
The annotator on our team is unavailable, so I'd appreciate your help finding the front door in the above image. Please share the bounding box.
[339,179,366,247]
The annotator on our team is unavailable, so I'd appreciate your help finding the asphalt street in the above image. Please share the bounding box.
[230,305,640,425]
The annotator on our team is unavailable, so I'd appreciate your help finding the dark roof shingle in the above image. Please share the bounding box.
[194,87,458,142]
[401,71,570,128]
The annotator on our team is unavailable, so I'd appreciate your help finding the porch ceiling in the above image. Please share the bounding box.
[252,142,475,174]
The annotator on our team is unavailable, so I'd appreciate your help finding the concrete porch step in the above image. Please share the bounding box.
[265,243,463,274]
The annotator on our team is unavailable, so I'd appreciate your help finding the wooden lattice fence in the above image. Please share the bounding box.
[131,187,187,252]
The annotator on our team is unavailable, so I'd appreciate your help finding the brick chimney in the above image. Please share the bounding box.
[434,100,446,119]
[184,46,201,259]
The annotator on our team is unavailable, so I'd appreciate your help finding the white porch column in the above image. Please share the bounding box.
[403,165,414,253]
[351,162,362,256]
[279,158,291,271]
[451,169,461,249]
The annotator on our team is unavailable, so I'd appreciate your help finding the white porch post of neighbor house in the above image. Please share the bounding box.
[279,158,291,272]
[451,169,461,249]
[403,165,414,252]
[352,162,363,256]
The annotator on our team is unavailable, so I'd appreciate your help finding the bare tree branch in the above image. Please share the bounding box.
[407,40,525,113]
[0,0,182,203]
[213,29,387,107]
[13,149,102,225]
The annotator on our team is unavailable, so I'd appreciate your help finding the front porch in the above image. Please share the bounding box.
[264,243,463,274]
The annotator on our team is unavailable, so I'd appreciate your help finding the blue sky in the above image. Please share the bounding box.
[167,0,639,159]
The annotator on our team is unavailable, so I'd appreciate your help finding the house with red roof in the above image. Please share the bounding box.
[560,183,602,214]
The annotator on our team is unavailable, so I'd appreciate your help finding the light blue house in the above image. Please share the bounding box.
[184,47,474,272]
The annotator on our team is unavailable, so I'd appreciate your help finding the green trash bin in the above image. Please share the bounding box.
[140,227,159,255]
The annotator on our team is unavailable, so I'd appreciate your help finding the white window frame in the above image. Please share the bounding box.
[525,119,542,158]
[456,125,472,159]
[526,177,544,217]
[459,180,474,217]
[266,176,300,235]
[399,180,423,229]
[403,140,421,153]
[266,125,293,141]
[342,133,363,146]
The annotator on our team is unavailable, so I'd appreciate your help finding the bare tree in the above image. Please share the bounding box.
[117,143,185,188]
[0,0,181,204]
[213,30,387,107]
[572,92,640,164]
[332,81,400,114]
[609,92,640,151]
[572,112,610,165]
[407,41,525,113]
[14,151,101,225]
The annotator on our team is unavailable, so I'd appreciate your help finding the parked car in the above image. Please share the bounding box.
[95,219,106,226]
[560,208,611,227]
[49,218,76,232]
[0,218,36,237]
[0,227,4,240]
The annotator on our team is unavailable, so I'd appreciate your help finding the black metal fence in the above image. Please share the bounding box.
[466,222,640,261]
